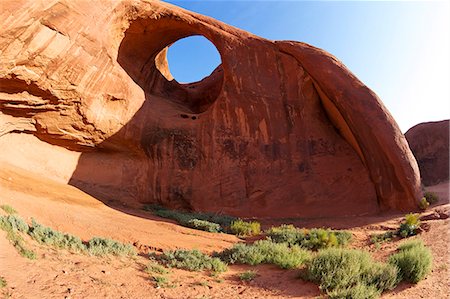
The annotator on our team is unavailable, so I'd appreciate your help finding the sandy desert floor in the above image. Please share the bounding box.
[0,163,449,299]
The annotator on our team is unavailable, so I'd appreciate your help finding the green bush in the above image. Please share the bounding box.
[151,275,169,288]
[306,248,398,298]
[230,219,261,237]
[29,219,86,252]
[219,240,311,269]
[146,261,170,275]
[239,270,258,281]
[187,219,221,233]
[398,213,420,238]
[418,197,430,210]
[0,215,29,233]
[158,249,227,273]
[1,214,137,258]
[327,283,380,299]
[266,225,352,250]
[266,224,304,245]
[370,231,395,244]
[0,215,36,259]
[0,204,17,215]
[424,191,439,204]
[87,237,136,256]
[388,240,432,283]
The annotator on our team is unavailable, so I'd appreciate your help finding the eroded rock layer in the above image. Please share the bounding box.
[0,0,421,217]
[405,120,449,186]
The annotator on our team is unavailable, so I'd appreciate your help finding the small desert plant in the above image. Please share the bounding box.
[0,204,17,215]
[0,214,28,233]
[266,225,352,250]
[0,215,36,259]
[151,275,169,288]
[423,191,439,204]
[219,240,311,269]
[28,219,86,252]
[230,219,261,237]
[370,231,395,244]
[239,270,258,281]
[306,248,398,298]
[388,239,432,283]
[158,249,227,273]
[0,276,6,288]
[266,224,304,245]
[418,197,430,210]
[398,213,420,238]
[187,219,221,233]
[87,237,136,256]
[146,261,170,275]
[326,283,380,299]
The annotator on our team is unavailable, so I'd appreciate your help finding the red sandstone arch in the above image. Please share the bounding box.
[0,0,422,217]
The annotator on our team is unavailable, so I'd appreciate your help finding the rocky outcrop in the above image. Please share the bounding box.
[405,120,449,186]
[0,0,421,217]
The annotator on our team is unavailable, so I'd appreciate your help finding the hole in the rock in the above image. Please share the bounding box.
[117,21,225,114]
[167,36,221,84]
[180,114,189,119]
[191,116,197,120]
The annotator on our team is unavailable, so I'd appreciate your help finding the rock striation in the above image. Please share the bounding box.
[0,0,421,217]
[405,120,449,186]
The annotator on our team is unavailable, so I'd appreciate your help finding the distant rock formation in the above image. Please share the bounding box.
[0,0,421,217]
[405,120,449,186]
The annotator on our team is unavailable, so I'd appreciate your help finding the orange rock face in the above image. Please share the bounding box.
[405,120,449,186]
[0,0,421,217]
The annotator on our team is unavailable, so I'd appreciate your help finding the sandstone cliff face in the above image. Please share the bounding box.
[0,0,421,217]
[405,120,449,186]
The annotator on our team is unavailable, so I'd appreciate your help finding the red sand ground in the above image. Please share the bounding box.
[0,163,449,298]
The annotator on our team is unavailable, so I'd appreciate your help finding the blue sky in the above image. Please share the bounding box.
[166,1,449,132]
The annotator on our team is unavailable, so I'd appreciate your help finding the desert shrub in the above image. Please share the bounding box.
[0,215,29,233]
[219,240,311,269]
[424,191,439,204]
[146,261,170,275]
[147,205,236,233]
[0,215,36,259]
[0,204,17,215]
[218,242,265,265]
[327,283,380,299]
[151,275,169,288]
[334,230,353,246]
[158,249,227,273]
[266,224,304,245]
[29,219,85,252]
[87,237,136,256]
[398,213,420,238]
[361,262,399,292]
[230,219,261,237]
[388,239,432,283]
[306,248,398,298]
[370,231,395,244]
[0,276,6,288]
[418,197,430,210]
[187,219,221,233]
[397,239,423,251]
[239,270,258,281]
[266,225,352,250]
